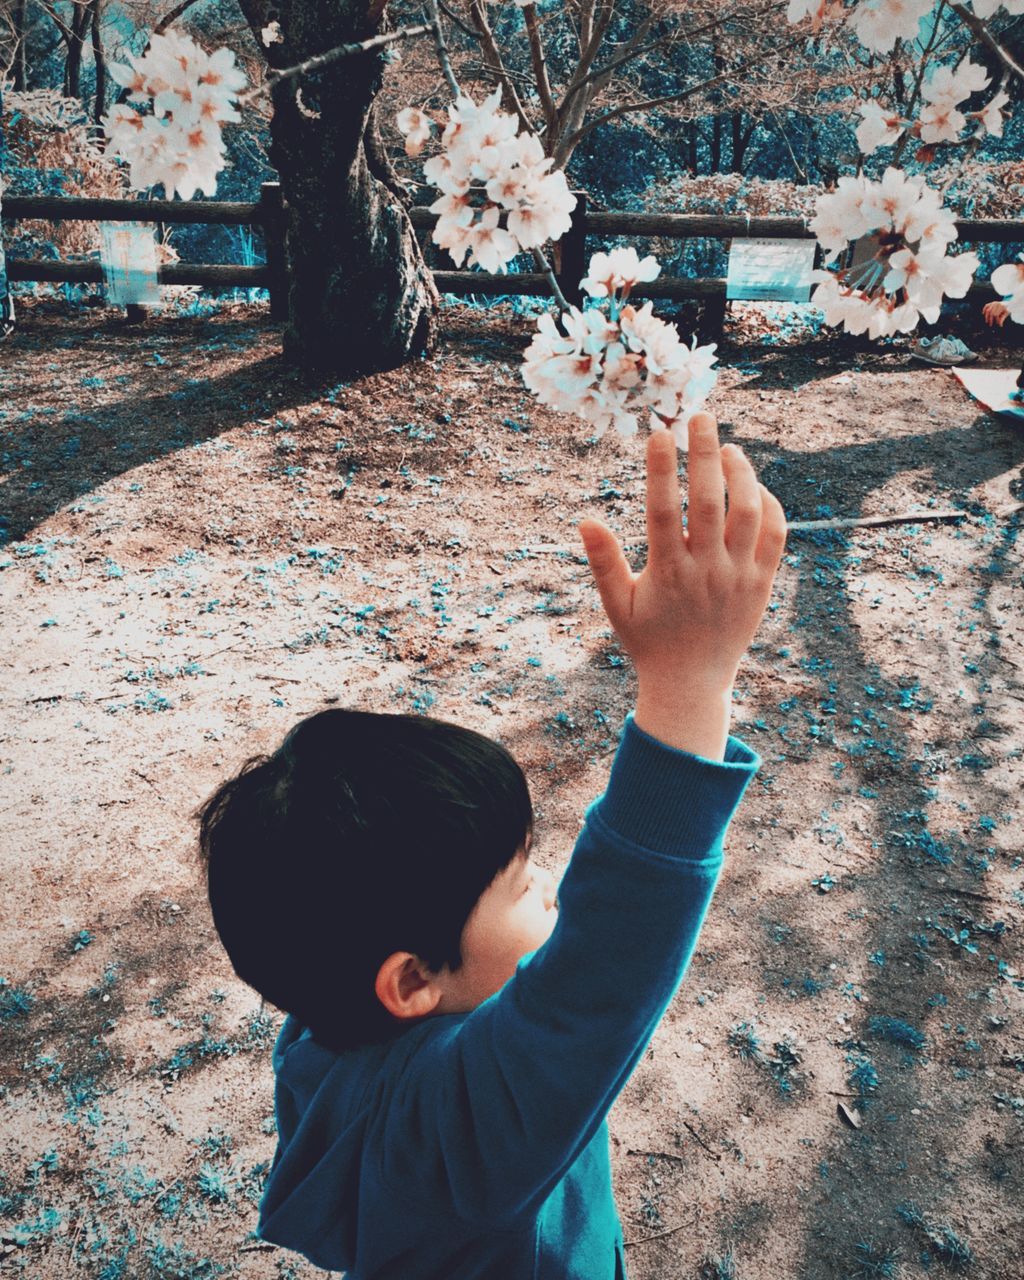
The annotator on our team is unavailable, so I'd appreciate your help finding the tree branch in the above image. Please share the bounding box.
[155,0,204,35]
[531,246,570,312]
[426,0,460,96]
[237,22,438,104]
[950,1,1024,85]
[560,33,806,156]
[467,0,535,133]
[30,0,74,49]
[553,0,615,157]
[436,0,476,40]
[523,3,558,139]
[889,2,948,168]
[578,0,596,59]
[560,0,788,125]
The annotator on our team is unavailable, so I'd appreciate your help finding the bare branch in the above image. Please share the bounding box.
[425,0,460,97]
[560,32,807,158]
[560,1,788,124]
[578,0,596,59]
[950,0,1024,85]
[237,22,438,105]
[155,0,204,36]
[467,0,535,134]
[523,3,558,139]
[436,0,477,40]
[28,0,75,46]
[531,245,570,312]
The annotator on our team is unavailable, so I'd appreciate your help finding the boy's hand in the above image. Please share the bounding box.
[983,300,1010,328]
[578,414,787,756]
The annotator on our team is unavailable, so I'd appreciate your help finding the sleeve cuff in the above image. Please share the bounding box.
[591,711,761,860]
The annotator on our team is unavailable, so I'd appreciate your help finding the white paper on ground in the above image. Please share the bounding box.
[952,368,1024,421]
[100,222,160,307]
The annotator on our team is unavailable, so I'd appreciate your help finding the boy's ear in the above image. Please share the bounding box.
[374,952,444,1021]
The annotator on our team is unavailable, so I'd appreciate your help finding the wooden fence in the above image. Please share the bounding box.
[6,181,1024,318]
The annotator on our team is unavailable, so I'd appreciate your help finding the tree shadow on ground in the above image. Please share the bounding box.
[746,423,1023,1274]
[0,310,323,546]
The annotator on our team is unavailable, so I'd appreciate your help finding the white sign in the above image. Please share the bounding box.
[725,237,817,303]
[100,222,160,307]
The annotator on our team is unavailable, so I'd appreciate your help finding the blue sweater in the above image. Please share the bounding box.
[257,712,760,1279]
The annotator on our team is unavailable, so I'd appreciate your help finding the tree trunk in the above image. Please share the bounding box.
[685,121,698,175]
[91,0,106,127]
[732,113,757,174]
[64,1,90,100]
[236,0,438,376]
[710,114,722,173]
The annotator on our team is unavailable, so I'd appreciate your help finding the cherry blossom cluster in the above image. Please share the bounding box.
[788,0,1024,52]
[808,167,979,337]
[521,249,719,450]
[991,254,1024,323]
[397,89,576,273]
[856,60,1008,154]
[103,30,246,200]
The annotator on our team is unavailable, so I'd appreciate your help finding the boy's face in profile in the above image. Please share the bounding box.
[433,833,559,1014]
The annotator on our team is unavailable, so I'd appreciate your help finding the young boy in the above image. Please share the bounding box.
[197,412,787,1279]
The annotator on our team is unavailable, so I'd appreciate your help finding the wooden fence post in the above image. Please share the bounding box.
[260,181,288,321]
[558,191,588,308]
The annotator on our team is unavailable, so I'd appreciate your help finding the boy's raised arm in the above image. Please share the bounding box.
[378,415,787,1226]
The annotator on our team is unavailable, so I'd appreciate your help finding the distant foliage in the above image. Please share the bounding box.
[4,88,125,260]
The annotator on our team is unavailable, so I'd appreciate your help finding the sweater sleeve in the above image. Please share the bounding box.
[374,712,760,1227]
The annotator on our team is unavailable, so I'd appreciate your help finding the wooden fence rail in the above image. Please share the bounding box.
[6,182,1022,319]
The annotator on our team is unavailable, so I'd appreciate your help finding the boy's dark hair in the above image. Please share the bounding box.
[195,708,533,1052]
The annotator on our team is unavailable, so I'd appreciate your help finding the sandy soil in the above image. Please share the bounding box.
[1,295,1023,1280]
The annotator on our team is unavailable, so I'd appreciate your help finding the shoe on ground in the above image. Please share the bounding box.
[910,335,977,365]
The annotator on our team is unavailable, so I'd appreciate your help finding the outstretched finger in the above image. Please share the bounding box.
[683,412,725,556]
[578,516,636,636]
[721,445,762,560]
[644,428,686,574]
[755,483,788,570]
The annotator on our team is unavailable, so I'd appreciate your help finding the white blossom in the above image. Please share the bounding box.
[409,90,577,273]
[991,255,1024,323]
[787,0,828,18]
[922,60,990,109]
[467,205,520,273]
[919,100,967,145]
[809,169,976,336]
[975,89,1010,137]
[849,0,934,54]
[103,31,245,199]
[396,107,433,158]
[522,252,717,449]
[855,100,903,154]
[580,248,660,298]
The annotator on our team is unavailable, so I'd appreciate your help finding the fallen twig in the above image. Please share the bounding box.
[485,504,1023,559]
[624,1214,699,1248]
[786,508,973,533]
[681,1120,721,1162]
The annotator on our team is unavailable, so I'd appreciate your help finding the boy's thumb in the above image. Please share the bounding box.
[578,519,632,623]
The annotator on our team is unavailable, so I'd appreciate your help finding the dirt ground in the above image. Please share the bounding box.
[1,293,1023,1280]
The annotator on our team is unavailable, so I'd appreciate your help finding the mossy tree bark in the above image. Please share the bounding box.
[237,0,439,376]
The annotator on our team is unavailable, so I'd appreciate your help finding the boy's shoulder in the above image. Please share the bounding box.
[273,1013,468,1105]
